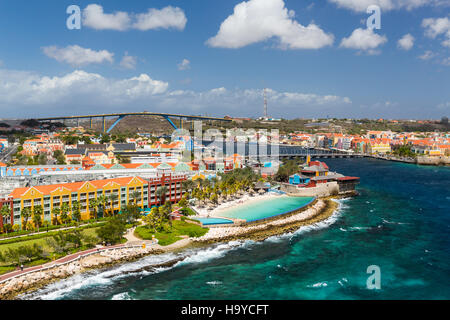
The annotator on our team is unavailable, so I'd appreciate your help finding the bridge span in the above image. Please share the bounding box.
[203,141,363,159]
[35,112,231,134]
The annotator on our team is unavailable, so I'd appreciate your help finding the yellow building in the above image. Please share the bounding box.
[368,141,392,154]
[9,176,148,226]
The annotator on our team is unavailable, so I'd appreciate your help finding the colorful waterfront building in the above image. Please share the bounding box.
[0,162,7,177]
[147,173,187,207]
[368,139,392,154]
[4,165,83,177]
[287,161,360,192]
[0,196,13,230]
[8,176,149,227]
[288,173,311,186]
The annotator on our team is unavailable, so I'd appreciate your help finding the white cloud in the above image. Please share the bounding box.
[82,4,187,31]
[419,50,436,60]
[0,68,351,117]
[340,28,387,54]
[0,70,168,113]
[178,59,191,70]
[422,17,450,47]
[42,45,114,66]
[328,0,443,12]
[161,87,352,115]
[397,33,415,50]
[437,101,450,109]
[206,0,334,49]
[120,53,137,69]
[83,4,130,31]
[442,57,450,66]
[133,6,187,31]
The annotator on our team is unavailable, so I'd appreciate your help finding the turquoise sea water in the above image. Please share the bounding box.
[216,196,315,222]
[21,158,450,300]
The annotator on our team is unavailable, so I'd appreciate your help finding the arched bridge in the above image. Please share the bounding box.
[35,112,232,134]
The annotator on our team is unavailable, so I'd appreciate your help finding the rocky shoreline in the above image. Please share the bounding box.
[0,247,166,300]
[0,198,342,300]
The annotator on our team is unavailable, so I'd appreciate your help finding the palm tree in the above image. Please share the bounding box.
[21,207,32,230]
[32,205,43,232]
[160,203,173,229]
[182,180,194,195]
[131,190,141,206]
[51,207,61,225]
[0,205,11,234]
[210,176,218,187]
[109,193,119,216]
[60,203,70,226]
[191,188,199,200]
[145,208,159,233]
[72,201,82,223]
[88,199,98,220]
[97,195,107,218]
[210,193,218,205]
[156,186,168,205]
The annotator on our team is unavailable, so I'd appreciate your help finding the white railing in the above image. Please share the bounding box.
[0,243,157,285]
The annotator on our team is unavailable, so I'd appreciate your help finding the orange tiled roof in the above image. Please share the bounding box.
[9,176,147,199]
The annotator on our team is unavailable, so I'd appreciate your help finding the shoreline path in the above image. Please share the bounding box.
[0,226,154,284]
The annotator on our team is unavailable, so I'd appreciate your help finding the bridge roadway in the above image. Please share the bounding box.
[35,112,231,134]
[203,141,362,158]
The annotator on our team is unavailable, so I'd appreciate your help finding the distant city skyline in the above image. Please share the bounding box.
[0,0,449,119]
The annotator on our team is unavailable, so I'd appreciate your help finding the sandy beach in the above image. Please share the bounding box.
[192,192,285,218]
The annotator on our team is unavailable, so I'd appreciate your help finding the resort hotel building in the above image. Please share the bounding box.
[0,172,188,228]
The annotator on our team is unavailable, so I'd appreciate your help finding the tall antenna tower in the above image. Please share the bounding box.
[263,88,268,119]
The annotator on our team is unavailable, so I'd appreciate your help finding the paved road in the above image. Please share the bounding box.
[0,144,17,163]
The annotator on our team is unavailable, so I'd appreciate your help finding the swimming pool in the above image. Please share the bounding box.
[194,217,234,225]
[217,196,315,222]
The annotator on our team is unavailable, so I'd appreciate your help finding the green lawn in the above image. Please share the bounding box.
[0,227,101,274]
[0,227,100,255]
[181,207,197,216]
[0,222,105,246]
[134,220,208,246]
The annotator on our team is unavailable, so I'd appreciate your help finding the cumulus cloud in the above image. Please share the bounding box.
[42,45,114,66]
[419,50,436,60]
[161,87,351,115]
[120,53,137,69]
[83,4,130,31]
[0,68,351,118]
[437,101,450,109]
[206,0,334,49]
[82,4,187,31]
[133,6,187,31]
[397,33,415,50]
[0,70,168,114]
[442,57,450,66]
[422,17,450,47]
[340,28,387,54]
[177,59,191,70]
[328,0,443,12]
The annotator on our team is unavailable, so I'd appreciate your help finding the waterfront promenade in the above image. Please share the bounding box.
[0,243,132,283]
[0,226,155,284]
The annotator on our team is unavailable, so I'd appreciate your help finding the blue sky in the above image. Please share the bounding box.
[0,0,448,119]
